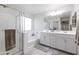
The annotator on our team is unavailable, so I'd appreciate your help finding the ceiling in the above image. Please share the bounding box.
[6,4,74,15]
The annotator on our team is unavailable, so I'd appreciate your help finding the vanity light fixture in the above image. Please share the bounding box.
[49,10,65,16]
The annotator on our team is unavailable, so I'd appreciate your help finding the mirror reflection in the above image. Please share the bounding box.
[44,11,77,32]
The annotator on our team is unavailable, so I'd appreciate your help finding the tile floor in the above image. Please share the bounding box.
[25,44,71,55]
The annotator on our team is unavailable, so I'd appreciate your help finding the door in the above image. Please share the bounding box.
[0,7,19,55]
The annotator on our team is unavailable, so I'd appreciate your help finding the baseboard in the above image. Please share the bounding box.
[13,51,23,55]
[40,43,76,55]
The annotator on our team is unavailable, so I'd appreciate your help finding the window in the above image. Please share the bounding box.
[24,17,32,31]
[21,16,32,31]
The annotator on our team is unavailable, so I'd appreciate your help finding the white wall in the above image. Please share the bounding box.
[0,6,18,30]
[33,16,46,32]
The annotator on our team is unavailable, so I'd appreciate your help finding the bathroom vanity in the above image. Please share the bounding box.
[40,31,77,54]
[40,11,77,54]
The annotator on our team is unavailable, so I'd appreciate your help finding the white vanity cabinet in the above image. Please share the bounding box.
[55,34,66,51]
[40,32,50,46]
[40,32,77,54]
[50,33,56,48]
[55,34,77,54]
[65,35,77,54]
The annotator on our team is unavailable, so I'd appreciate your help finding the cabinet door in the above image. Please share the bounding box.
[66,36,77,54]
[40,33,45,44]
[40,33,50,46]
[55,34,66,50]
[50,33,56,48]
[45,33,50,46]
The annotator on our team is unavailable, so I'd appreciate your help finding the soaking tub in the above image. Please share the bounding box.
[23,31,40,54]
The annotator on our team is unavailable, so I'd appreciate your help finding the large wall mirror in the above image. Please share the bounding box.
[44,11,72,31]
[44,10,77,32]
[53,21,59,30]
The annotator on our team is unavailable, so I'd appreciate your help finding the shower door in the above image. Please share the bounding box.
[0,6,20,55]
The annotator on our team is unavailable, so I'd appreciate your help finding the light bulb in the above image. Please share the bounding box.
[49,10,65,16]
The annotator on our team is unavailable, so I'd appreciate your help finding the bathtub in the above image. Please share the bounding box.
[23,31,40,54]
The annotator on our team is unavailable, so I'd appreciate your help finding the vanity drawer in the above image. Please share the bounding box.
[63,34,75,39]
